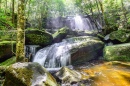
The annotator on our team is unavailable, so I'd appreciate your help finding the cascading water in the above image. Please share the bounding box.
[33,36,92,68]
[74,15,102,31]
[25,45,40,61]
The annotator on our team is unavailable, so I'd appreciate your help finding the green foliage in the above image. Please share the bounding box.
[0,31,16,41]
[0,9,13,30]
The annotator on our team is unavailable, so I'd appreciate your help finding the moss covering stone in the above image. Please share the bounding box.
[104,43,130,61]
[3,62,58,86]
[66,36,104,65]
[109,29,130,43]
[25,29,53,46]
[0,41,16,62]
[3,65,33,86]
[0,56,16,86]
[53,27,69,43]
[0,56,16,67]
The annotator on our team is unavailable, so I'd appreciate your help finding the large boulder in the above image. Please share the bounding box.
[109,29,130,43]
[3,62,58,86]
[104,43,130,61]
[53,27,69,43]
[25,29,53,46]
[0,41,16,63]
[70,36,104,65]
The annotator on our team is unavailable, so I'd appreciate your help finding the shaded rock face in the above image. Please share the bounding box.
[25,29,53,47]
[109,29,130,43]
[56,61,130,86]
[25,45,41,62]
[3,62,58,86]
[0,41,16,63]
[71,37,104,65]
[104,43,130,61]
[53,27,69,43]
[33,36,104,68]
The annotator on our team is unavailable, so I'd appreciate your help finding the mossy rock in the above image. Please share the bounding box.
[109,29,130,43]
[53,27,69,43]
[0,56,16,86]
[25,29,53,46]
[0,41,16,63]
[0,56,16,67]
[104,43,130,61]
[70,36,104,65]
[3,62,58,86]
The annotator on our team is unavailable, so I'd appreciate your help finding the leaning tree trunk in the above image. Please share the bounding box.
[16,0,25,62]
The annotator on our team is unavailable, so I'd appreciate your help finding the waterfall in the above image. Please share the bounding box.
[74,15,102,31]
[33,36,91,68]
[25,45,40,61]
[33,41,71,68]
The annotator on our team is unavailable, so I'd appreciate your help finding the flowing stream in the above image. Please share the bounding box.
[33,36,91,68]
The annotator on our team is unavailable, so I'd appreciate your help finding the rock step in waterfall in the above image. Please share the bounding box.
[33,36,104,68]
[25,45,41,61]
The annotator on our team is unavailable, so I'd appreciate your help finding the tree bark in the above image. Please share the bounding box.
[98,0,105,25]
[0,0,1,9]
[121,0,127,28]
[5,0,7,13]
[16,0,25,62]
[88,0,99,31]
[12,0,15,25]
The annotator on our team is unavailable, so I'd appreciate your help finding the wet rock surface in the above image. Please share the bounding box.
[1,61,130,86]
[55,61,130,86]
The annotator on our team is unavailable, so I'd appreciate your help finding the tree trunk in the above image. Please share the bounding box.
[121,0,127,28]
[0,0,1,9]
[5,0,7,13]
[16,0,25,62]
[98,0,105,25]
[95,0,102,26]
[88,0,99,31]
[12,0,15,25]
